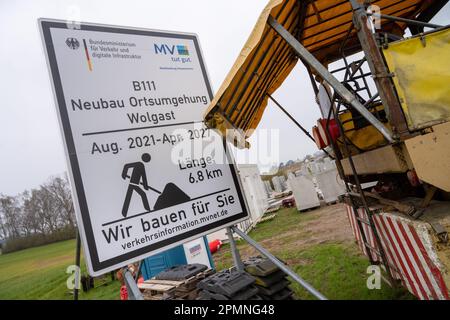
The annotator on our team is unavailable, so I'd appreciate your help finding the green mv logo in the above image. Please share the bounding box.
[154,43,191,63]
[176,45,189,56]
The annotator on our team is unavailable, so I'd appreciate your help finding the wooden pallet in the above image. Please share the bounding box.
[138,280,178,300]
[139,269,214,300]
[174,288,201,300]
[258,214,277,224]
[174,268,214,293]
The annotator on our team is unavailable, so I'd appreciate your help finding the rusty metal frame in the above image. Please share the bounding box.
[267,15,394,143]
[350,0,409,138]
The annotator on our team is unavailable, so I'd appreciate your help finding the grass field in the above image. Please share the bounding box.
[212,204,414,300]
[0,204,414,300]
[0,239,120,300]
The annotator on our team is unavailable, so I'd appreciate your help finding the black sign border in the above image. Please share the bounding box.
[40,20,249,273]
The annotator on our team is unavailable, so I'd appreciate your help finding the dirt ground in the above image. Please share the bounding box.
[211,203,415,299]
[239,203,355,258]
[296,203,355,245]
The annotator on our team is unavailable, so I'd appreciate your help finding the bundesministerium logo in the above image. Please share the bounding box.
[154,43,191,63]
[66,37,80,50]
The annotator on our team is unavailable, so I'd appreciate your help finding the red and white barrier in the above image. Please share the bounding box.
[345,204,449,300]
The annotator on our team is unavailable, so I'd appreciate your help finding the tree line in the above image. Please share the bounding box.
[0,174,76,253]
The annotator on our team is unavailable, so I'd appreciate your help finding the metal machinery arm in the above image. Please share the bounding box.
[267,15,395,144]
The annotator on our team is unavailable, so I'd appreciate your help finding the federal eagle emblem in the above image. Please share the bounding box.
[65,37,80,50]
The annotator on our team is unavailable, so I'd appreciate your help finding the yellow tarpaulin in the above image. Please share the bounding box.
[203,0,438,147]
[383,27,450,130]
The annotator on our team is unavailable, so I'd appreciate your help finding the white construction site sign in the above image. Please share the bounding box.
[40,19,248,275]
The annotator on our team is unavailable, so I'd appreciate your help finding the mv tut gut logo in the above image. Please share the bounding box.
[154,43,191,63]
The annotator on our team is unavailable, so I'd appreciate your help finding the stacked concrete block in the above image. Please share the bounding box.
[314,160,346,204]
[244,256,294,300]
[272,176,284,193]
[287,174,320,211]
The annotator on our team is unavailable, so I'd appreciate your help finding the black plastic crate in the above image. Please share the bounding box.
[199,285,259,300]
[260,287,293,300]
[197,269,255,296]
[155,263,207,281]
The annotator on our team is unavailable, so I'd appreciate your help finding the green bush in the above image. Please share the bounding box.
[2,227,76,254]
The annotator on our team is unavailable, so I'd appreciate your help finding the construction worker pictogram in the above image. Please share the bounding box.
[121,153,155,217]
[120,153,192,217]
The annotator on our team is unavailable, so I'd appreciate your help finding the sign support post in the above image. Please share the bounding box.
[123,267,144,300]
[74,229,81,300]
[226,227,244,271]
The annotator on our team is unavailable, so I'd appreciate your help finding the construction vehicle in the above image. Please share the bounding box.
[203,0,450,299]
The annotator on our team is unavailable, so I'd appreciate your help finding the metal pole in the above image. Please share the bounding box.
[304,63,319,95]
[350,0,409,137]
[231,226,327,300]
[268,94,315,142]
[134,261,142,281]
[330,101,397,286]
[368,13,443,29]
[267,15,394,143]
[74,230,81,300]
[267,93,334,159]
[227,227,244,271]
[123,267,144,300]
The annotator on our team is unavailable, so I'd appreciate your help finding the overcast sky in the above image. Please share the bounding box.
[0,1,448,196]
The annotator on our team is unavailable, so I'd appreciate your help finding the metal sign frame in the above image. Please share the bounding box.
[39,18,250,276]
